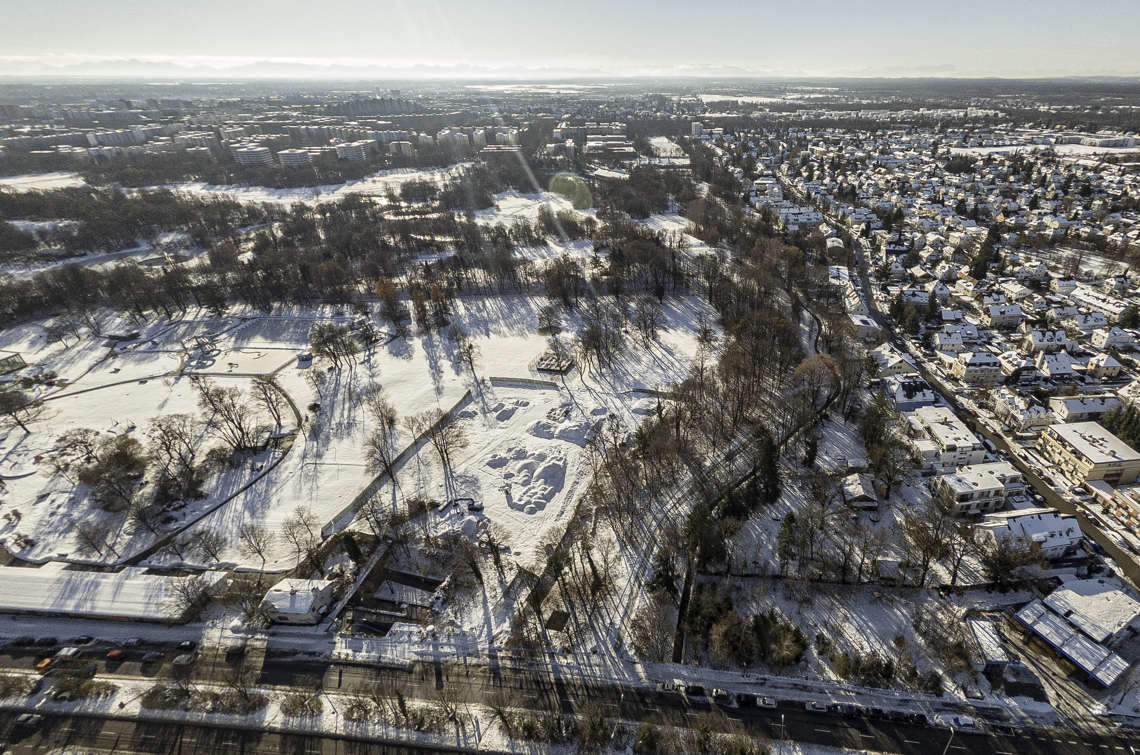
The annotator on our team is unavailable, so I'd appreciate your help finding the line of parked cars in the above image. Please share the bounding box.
[5,635,203,677]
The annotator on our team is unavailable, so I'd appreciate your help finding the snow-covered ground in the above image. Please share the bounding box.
[162,165,470,207]
[0,171,87,191]
[0,293,717,574]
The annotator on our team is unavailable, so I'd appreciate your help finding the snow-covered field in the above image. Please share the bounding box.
[162,165,470,207]
[0,171,87,191]
[0,294,716,575]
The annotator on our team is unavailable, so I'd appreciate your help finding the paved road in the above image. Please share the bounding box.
[259,658,1139,755]
[0,710,477,755]
[3,692,1137,755]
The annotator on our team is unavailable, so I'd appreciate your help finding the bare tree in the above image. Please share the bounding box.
[628,597,675,662]
[73,521,119,559]
[239,523,276,584]
[310,322,357,368]
[407,408,468,475]
[192,378,266,452]
[193,527,226,563]
[252,376,289,431]
[147,413,204,501]
[304,369,328,401]
[126,499,167,536]
[632,297,665,346]
[282,505,322,572]
[168,575,210,619]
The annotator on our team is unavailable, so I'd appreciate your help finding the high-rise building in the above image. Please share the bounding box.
[278,149,312,168]
[233,146,273,167]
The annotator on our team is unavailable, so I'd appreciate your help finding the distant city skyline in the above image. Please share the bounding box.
[3,0,1140,79]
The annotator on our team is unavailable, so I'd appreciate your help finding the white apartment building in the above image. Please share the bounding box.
[277,149,312,168]
[978,508,1082,561]
[232,145,273,167]
[951,351,1002,385]
[935,461,1025,516]
[913,405,987,468]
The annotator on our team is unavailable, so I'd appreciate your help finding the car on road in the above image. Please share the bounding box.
[142,652,164,664]
[758,696,777,709]
[805,701,827,713]
[13,713,42,729]
[711,688,733,705]
[106,650,126,661]
[1032,494,1047,505]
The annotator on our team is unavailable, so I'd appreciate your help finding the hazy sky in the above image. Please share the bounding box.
[2,0,1139,78]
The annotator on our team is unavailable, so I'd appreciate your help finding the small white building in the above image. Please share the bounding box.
[262,579,335,625]
[1091,327,1134,350]
[978,507,1082,561]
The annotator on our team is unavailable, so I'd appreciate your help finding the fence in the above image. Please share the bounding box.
[488,376,559,389]
[320,389,473,538]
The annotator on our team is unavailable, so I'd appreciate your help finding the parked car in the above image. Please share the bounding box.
[35,658,53,674]
[106,650,127,662]
[839,705,862,718]
[951,716,979,730]
[33,637,58,647]
[178,640,197,651]
[805,701,827,713]
[681,685,706,698]
[122,638,143,647]
[13,713,42,729]
[908,713,929,726]
[758,697,777,709]
[711,688,732,705]
[865,708,886,719]
[142,652,164,664]
[224,644,247,658]
[53,647,81,661]
[736,693,758,707]
[173,654,196,666]
[80,663,98,679]
[69,636,94,645]
[7,636,35,647]
[887,710,908,722]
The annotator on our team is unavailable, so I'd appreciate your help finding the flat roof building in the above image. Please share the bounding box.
[1037,422,1140,486]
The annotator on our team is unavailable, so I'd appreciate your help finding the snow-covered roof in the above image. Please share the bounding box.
[967,618,1010,665]
[263,578,333,616]
[1042,579,1140,643]
[0,563,225,622]
[1017,599,1130,686]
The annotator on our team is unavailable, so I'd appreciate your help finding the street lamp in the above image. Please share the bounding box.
[940,726,956,755]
